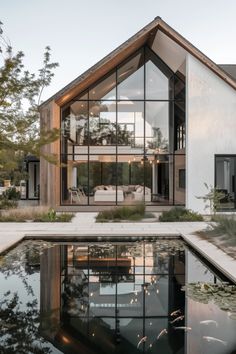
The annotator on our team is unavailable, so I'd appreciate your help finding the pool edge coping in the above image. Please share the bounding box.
[0,231,235,284]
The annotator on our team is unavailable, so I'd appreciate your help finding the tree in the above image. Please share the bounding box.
[0,21,59,180]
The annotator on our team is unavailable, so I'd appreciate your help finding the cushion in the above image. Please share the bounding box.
[94,185,105,191]
[144,187,151,194]
[104,185,113,191]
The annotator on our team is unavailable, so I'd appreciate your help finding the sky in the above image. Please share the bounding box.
[1,0,236,102]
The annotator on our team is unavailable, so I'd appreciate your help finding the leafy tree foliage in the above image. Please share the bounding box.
[0,21,59,179]
[0,292,52,354]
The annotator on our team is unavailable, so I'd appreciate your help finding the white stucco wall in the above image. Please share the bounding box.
[186,54,236,213]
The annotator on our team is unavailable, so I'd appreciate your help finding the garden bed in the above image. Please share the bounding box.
[0,207,74,222]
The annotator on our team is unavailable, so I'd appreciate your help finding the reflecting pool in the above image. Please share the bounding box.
[0,239,236,353]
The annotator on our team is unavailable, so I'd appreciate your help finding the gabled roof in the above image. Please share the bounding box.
[40,17,236,108]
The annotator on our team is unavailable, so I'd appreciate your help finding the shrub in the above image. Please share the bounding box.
[203,216,236,245]
[159,207,203,222]
[196,183,226,216]
[96,203,146,222]
[197,216,236,258]
[34,211,74,222]
[2,187,20,200]
[0,198,18,210]
[0,187,20,210]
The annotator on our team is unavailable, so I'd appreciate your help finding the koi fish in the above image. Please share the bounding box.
[170,315,185,324]
[203,336,227,346]
[157,328,168,340]
[200,320,218,327]
[137,336,147,348]
[170,309,181,317]
[174,326,192,332]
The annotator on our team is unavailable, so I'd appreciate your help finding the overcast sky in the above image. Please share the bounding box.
[1,0,236,101]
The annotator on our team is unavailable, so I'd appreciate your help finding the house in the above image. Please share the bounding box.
[39,17,236,213]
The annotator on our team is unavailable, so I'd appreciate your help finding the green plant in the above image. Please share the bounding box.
[0,187,20,209]
[2,187,20,200]
[200,216,236,247]
[47,208,57,221]
[96,203,146,222]
[159,207,203,222]
[34,211,74,222]
[196,183,226,216]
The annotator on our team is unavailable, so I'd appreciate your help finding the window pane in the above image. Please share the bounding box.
[146,59,169,99]
[117,50,144,100]
[146,154,173,204]
[89,72,116,100]
[89,155,117,205]
[117,155,147,205]
[117,101,144,148]
[146,60,169,100]
[215,156,235,210]
[89,101,116,145]
[61,101,88,146]
[174,155,186,205]
[145,102,169,152]
[145,48,172,100]
[61,156,88,205]
[175,102,185,151]
[174,73,185,101]
[74,91,88,100]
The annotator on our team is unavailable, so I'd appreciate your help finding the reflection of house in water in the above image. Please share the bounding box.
[40,243,186,353]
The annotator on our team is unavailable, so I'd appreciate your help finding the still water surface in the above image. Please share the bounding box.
[0,239,236,354]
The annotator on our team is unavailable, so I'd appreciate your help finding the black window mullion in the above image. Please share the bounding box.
[88,93,90,205]
[116,67,118,205]
[234,157,236,209]
[144,46,146,202]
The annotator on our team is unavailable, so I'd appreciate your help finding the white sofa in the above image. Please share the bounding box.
[132,186,151,202]
[94,189,124,202]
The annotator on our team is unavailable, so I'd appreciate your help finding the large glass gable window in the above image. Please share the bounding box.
[61,46,185,206]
